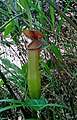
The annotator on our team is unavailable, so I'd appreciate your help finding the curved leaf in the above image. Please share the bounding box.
[0,98,69,112]
[50,45,62,59]
[4,20,15,37]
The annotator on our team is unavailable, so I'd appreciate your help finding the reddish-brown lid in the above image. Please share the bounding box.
[23,30,43,39]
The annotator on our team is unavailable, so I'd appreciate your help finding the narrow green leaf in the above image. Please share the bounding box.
[0,99,24,104]
[45,103,69,109]
[19,0,32,29]
[24,98,68,110]
[0,12,24,30]
[50,0,55,28]
[0,79,4,85]
[4,20,15,37]
[22,63,27,73]
[50,45,62,59]
[1,58,11,68]
[19,0,28,9]
[50,6,54,28]
[1,58,21,73]
[29,2,51,25]
[0,98,69,112]
[38,1,47,41]
[3,70,9,76]
[41,61,50,75]
[0,8,10,18]
[0,105,22,113]
[72,72,77,78]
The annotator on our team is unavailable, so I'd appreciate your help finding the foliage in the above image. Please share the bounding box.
[0,0,77,119]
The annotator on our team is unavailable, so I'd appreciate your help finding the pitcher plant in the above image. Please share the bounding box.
[23,30,43,99]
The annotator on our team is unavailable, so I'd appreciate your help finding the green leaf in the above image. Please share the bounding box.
[45,103,69,109]
[46,59,55,69]
[29,2,51,25]
[8,74,25,82]
[22,63,27,73]
[0,79,4,85]
[3,70,10,76]
[0,99,24,113]
[50,0,55,28]
[0,98,69,112]
[1,58,21,74]
[0,99,24,104]
[38,1,47,41]
[0,98,47,111]
[0,105,22,113]
[72,72,77,78]
[0,8,10,18]
[50,45,62,59]
[4,20,15,37]
[0,58,26,93]
[25,97,48,110]
[1,58,11,68]
[24,97,68,110]
[41,61,50,75]
[19,0,32,29]
[19,0,28,9]
[7,75,25,93]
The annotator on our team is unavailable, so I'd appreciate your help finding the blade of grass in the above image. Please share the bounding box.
[38,1,47,41]
[50,0,55,29]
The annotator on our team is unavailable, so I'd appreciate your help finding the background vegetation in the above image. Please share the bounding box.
[0,0,77,119]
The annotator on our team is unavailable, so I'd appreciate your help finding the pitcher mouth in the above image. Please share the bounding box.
[27,40,41,50]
